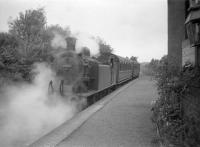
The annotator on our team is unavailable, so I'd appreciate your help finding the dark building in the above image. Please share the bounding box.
[168,0,186,69]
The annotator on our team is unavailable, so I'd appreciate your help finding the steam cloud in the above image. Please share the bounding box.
[74,32,99,55]
[51,31,67,49]
[51,29,100,56]
[0,63,77,147]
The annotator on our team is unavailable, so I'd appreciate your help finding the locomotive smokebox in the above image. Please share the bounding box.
[66,37,76,51]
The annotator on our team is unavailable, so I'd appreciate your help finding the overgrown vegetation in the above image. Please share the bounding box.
[0,32,31,84]
[151,56,200,147]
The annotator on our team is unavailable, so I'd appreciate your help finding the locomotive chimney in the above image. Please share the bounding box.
[66,37,76,51]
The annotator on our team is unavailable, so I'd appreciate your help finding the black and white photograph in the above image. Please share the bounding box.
[0,0,199,147]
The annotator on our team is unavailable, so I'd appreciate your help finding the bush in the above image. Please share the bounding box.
[152,58,200,147]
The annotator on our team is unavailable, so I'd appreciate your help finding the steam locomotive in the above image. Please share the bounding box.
[48,37,140,106]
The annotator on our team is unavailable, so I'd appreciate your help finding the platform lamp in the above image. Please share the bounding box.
[185,11,200,66]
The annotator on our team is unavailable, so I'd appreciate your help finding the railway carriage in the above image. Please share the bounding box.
[109,54,135,84]
[75,53,140,93]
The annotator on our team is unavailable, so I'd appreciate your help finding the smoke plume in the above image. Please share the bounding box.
[74,32,99,55]
[51,31,67,49]
[0,63,78,147]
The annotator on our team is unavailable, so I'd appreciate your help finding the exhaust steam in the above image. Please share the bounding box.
[0,63,78,147]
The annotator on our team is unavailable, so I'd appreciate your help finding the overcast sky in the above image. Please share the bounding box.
[0,0,167,62]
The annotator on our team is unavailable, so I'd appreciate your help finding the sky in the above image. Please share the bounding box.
[0,0,167,62]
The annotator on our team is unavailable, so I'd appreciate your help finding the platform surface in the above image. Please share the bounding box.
[57,76,159,147]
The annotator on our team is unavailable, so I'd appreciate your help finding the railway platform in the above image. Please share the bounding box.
[30,76,160,147]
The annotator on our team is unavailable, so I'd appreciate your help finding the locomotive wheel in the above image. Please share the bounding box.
[59,80,64,96]
[48,80,54,94]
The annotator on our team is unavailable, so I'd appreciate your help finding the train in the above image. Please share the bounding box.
[72,53,140,92]
[48,38,140,106]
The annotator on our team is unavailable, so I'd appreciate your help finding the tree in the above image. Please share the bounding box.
[9,8,47,59]
[96,38,113,64]
[97,38,113,54]
[148,58,160,75]
[0,33,18,48]
[0,32,33,82]
[130,56,138,62]
[0,33,19,67]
